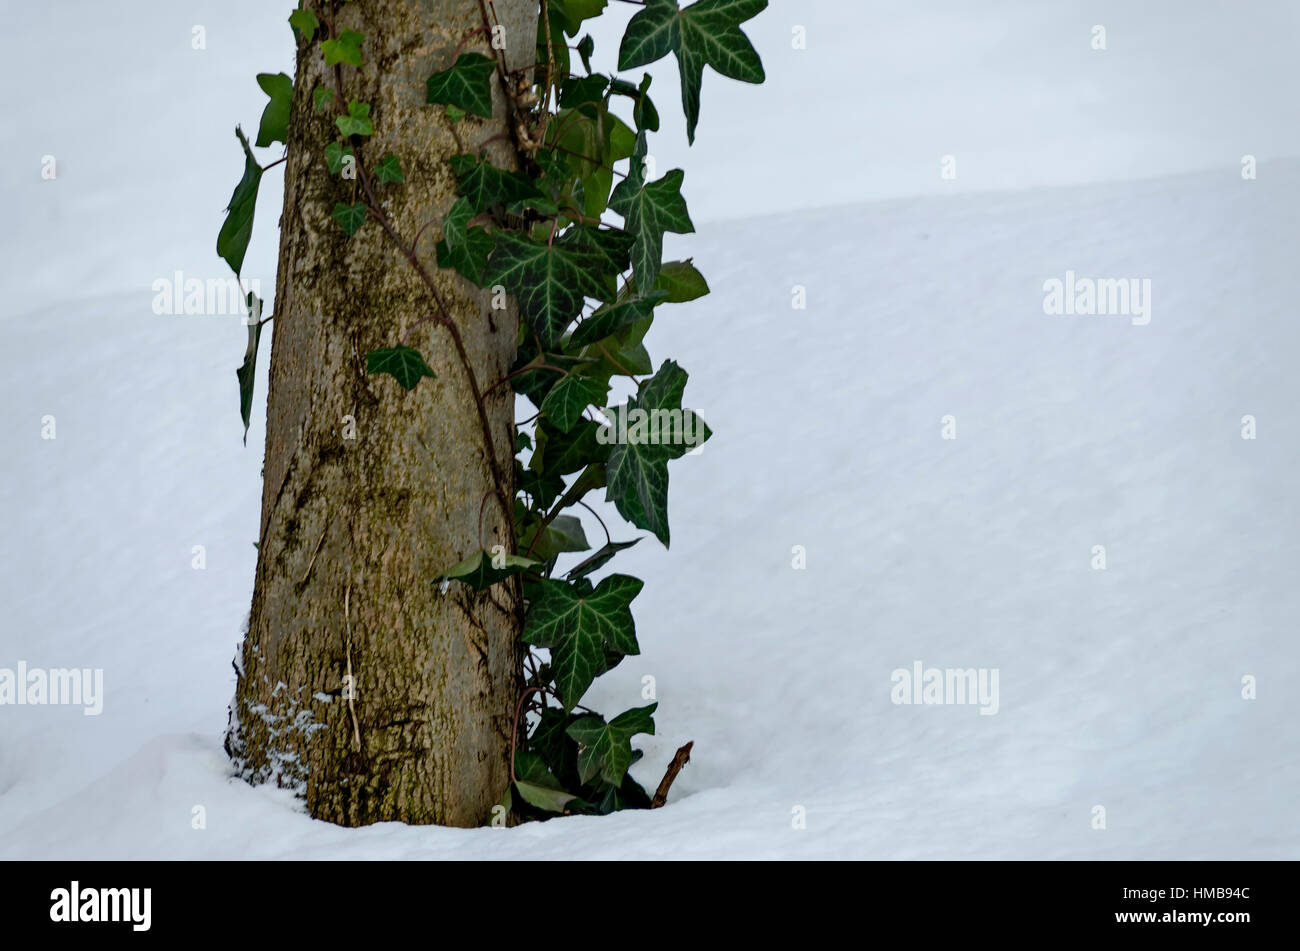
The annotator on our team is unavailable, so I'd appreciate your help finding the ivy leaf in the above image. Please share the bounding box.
[254,73,293,148]
[522,574,644,709]
[569,291,667,349]
[335,99,374,137]
[322,29,364,67]
[486,232,608,347]
[373,153,404,183]
[535,420,604,476]
[519,513,590,561]
[449,154,544,212]
[324,141,354,175]
[576,34,595,73]
[365,344,436,390]
[540,374,608,432]
[566,538,640,581]
[618,0,679,72]
[604,359,710,546]
[331,201,367,236]
[566,703,656,786]
[313,85,334,114]
[513,751,580,813]
[435,197,493,286]
[654,259,709,302]
[436,550,539,591]
[618,0,767,144]
[425,52,497,119]
[236,292,263,444]
[216,127,262,277]
[609,133,694,290]
[289,8,320,41]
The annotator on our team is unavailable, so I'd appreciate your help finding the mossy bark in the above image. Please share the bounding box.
[226,0,535,827]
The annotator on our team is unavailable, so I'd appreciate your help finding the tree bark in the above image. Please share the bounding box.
[226,0,535,827]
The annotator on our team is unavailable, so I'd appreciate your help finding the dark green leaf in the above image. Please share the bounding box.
[619,0,767,143]
[449,153,544,212]
[609,132,694,289]
[324,141,354,175]
[254,72,293,148]
[331,200,367,236]
[566,538,640,581]
[373,153,404,183]
[365,344,435,390]
[513,751,579,813]
[519,513,590,561]
[566,703,656,786]
[486,231,608,347]
[216,127,262,277]
[522,574,644,708]
[540,374,608,432]
[604,359,710,545]
[313,85,334,114]
[569,291,667,349]
[425,52,497,119]
[236,292,263,444]
[435,197,493,286]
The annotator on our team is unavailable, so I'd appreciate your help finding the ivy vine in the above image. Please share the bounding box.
[217,0,766,820]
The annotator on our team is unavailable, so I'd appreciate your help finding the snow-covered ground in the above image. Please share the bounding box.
[2,0,1298,859]
[2,158,1297,858]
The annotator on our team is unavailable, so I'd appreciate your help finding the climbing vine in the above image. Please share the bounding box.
[217,0,766,819]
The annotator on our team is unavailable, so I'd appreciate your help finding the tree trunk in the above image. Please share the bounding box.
[226,0,535,827]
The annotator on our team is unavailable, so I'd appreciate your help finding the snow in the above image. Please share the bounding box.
[2,0,1298,859]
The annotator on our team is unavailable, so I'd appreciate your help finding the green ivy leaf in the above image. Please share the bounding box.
[436,550,539,591]
[566,703,656,786]
[435,197,494,286]
[535,420,605,476]
[288,8,319,41]
[618,0,766,144]
[569,291,667,349]
[513,751,580,813]
[609,133,694,290]
[331,201,367,236]
[519,513,590,561]
[254,73,293,148]
[576,34,595,73]
[522,574,644,709]
[335,99,374,137]
[373,153,404,183]
[566,538,640,581]
[236,292,263,444]
[365,345,435,390]
[425,52,497,119]
[216,127,262,277]
[324,141,355,175]
[313,85,334,114]
[322,29,364,67]
[540,374,608,432]
[486,232,608,347]
[604,359,710,546]
[449,154,545,212]
[653,259,710,302]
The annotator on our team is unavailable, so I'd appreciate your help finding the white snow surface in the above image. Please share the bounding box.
[2,0,1298,859]
[2,160,1298,859]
